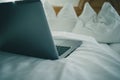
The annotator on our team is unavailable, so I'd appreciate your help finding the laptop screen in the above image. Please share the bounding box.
[0,0,59,60]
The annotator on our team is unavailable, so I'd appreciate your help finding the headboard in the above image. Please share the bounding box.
[53,0,120,16]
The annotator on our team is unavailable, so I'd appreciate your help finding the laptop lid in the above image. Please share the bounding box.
[0,0,59,60]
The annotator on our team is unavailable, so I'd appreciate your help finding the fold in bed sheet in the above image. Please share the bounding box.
[0,32,120,80]
[108,43,120,54]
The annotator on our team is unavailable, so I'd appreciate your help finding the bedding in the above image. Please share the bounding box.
[57,3,77,20]
[72,2,97,34]
[73,2,120,43]
[109,43,120,54]
[49,18,77,32]
[0,31,120,80]
[56,3,77,31]
[43,2,77,32]
[72,2,97,38]
[78,2,97,24]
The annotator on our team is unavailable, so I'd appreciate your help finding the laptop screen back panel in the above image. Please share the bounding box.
[0,1,59,60]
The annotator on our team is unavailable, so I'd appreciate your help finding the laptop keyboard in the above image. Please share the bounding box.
[56,46,71,56]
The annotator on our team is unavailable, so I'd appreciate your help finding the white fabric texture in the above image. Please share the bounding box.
[52,31,97,43]
[109,43,120,54]
[73,2,120,43]
[96,2,120,43]
[78,2,97,24]
[0,32,120,80]
[51,3,77,32]
[72,2,97,38]
[57,3,77,19]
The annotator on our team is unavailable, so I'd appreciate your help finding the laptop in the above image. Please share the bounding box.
[0,0,82,60]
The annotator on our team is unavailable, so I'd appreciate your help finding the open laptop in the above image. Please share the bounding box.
[0,0,82,60]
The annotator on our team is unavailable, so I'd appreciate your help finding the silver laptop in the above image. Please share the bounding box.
[0,0,82,60]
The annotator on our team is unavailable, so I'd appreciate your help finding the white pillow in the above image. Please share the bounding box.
[73,2,120,43]
[78,2,97,24]
[49,18,77,32]
[96,2,120,43]
[72,2,97,31]
[57,3,77,20]
[98,2,120,24]
[52,3,77,32]
[72,2,97,38]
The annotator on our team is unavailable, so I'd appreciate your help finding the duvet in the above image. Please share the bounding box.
[0,31,120,80]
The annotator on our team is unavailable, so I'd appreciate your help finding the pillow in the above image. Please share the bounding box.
[96,2,120,43]
[78,2,97,24]
[88,2,120,43]
[57,3,77,19]
[72,2,97,37]
[51,3,77,32]
[73,2,120,43]
[98,2,120,24]
[72,2,97,30]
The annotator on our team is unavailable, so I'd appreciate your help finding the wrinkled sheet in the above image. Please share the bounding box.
[108,43,120,54]
[0,32,120,80]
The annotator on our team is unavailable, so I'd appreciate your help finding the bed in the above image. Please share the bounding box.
[0,31,120,80]
[0,0,120,80]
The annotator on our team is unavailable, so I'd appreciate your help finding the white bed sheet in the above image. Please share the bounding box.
[109,43,120,54]
[0,32,120,80]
